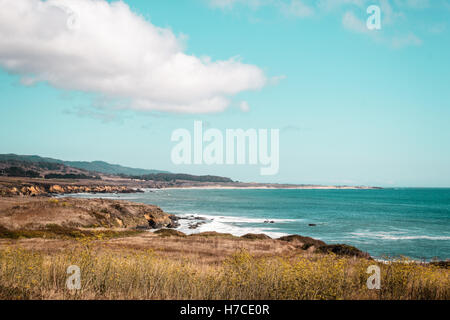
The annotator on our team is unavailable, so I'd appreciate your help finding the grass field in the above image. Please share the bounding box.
[0,243,448,300]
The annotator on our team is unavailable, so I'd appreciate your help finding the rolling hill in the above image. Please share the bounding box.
[0,154,168,176]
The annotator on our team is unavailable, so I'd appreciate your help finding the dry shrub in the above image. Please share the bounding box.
[0,247,448,300]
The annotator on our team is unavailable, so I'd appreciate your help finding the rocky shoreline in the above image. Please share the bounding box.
[0,181,143,197]
[1,194,449,267]
[0,194,372,259]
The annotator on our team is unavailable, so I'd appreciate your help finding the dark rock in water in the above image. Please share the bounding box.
[167,215,180,228]
[308,224,317,227]
[180,215,208,221]
[241,233,272,240]
[316,244,371,259]
[148,220,166,229]
[188,220,207,229]
[188,222,202,229]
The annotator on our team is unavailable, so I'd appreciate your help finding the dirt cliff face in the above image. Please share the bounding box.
[0,183,140,197]
[0,197,176,230]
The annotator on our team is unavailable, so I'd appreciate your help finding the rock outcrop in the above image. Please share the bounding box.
[0,197,175,231]
[0,183,141,197]
[278,234,327,249]
[241,233,272,240]
[316,244,371,259]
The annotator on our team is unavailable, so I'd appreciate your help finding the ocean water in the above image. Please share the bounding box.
[69,188,450,261]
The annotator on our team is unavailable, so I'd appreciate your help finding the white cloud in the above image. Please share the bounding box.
[391,33,422,48]
[209,0,366,13]
[445,0,450,11]
[317,0,366,12]
[0,0,267,113]
[394,0,429,9]
[280,0,315,17]
[209,0,238,8]
[428,23,446,34]
[239,101,250,112]
[210,0,315,18]
[342,10,422,48]
[208,0,265,9]
[342,11,369,34]
[208,0,439,50]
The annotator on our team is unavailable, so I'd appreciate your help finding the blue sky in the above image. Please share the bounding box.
[0,0,449,187]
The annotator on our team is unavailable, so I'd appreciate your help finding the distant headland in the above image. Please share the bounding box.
[0,153,381,194]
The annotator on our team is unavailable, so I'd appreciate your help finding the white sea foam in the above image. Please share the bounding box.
[173,213,290,238]
[176,213,297,224]
[63,193,294,237]
[350,231,450,241]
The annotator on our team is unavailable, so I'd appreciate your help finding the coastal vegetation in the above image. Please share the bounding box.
[0,166,40,178]
[0,153,234,188]
[0,159,100,180]
[0,224,143,240]
[0,154,233,183]
[0,244,447,300]
[0,154,166,176]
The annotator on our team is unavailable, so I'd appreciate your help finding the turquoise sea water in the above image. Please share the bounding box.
[70,188,450,260]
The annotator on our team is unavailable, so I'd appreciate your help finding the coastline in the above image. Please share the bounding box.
[0,177,448,262]
[0,194,370,258]
[0,176,382,197]
[0,194,448,300]
[155,185,379,190]
[63,189,450,262]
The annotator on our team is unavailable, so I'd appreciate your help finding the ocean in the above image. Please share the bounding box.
[68,188,450,261]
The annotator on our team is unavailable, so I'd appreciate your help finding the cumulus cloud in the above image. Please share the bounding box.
[0,0,267,113]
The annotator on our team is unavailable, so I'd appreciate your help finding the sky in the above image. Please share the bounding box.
[0,0,449,187]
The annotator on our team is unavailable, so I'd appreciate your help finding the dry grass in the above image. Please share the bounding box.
[0,224,143,241]
[0,244,448,300]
